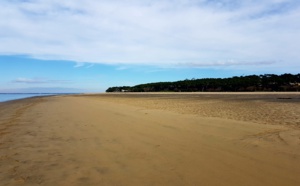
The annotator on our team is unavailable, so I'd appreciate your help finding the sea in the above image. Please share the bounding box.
[0,93,58,102]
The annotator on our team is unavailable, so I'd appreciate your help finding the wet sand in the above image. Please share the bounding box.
[1,93,300,185]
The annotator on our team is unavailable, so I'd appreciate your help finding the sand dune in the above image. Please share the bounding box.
[1,93,300,186]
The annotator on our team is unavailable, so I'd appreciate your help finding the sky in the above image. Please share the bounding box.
[0,0,299,93]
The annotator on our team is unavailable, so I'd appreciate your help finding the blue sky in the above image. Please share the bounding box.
[0,0,299,93]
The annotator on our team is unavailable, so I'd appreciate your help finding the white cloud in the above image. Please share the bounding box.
[13,77,71,84]
[0,0,299,69]
[13,78,46,84]
[85,63,94,68]
[74,62,85,68]
[74,62,94,68]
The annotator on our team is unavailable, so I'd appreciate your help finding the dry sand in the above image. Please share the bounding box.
[0,93,300,186]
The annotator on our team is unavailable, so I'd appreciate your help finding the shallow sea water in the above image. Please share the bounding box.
[0,93,55,102]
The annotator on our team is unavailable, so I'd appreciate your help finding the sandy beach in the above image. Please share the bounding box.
[1,93,300,186]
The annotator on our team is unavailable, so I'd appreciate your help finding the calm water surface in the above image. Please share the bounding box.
[0,93,56,102]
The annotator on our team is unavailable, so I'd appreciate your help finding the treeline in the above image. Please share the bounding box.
[106,73,300,92]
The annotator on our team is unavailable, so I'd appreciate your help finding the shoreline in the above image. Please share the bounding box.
[1,94,300,185]
[1,91,299,103]
[0,93,81,103]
